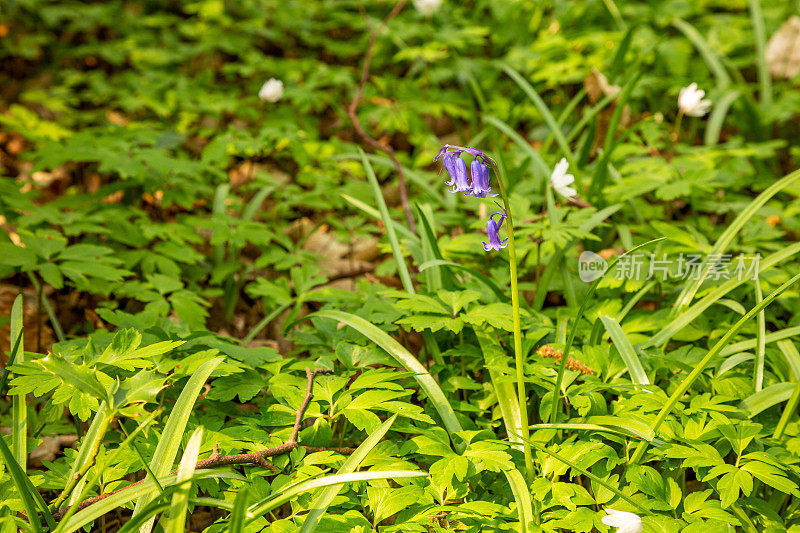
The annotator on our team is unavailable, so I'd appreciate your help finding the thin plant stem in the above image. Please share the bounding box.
[490,160,534,483]
[672,110,684,144]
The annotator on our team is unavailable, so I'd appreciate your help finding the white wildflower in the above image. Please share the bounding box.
[413,0,442,16]
[601,509,642,533]
[550,158,576,198]
[258,78,284,103]
[678,83,711,117]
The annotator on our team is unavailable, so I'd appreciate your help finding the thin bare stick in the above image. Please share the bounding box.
[348,0,415,231]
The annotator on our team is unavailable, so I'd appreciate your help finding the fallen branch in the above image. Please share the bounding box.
[348,0,415,231]
[52,368,346,520]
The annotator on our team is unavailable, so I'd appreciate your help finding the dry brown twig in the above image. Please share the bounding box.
[348,0,416,231]
[52,368,353,520]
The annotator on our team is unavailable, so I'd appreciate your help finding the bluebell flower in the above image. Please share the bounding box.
[483,210,508,252]
[470,157,497,198]
[435,144,497,197]
[443,152,470,193]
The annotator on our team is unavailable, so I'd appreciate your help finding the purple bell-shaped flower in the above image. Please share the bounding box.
[469,157,497,198]
[443,153,470,193]
[482,210,508,252]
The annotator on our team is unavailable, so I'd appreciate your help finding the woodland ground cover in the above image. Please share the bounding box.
[2,0,800,531]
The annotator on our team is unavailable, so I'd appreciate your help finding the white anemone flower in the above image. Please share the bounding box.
[550,158,576,198]
[258,78,284,102]
[601,509,643,533]
[678,83,711,117]
[413,0,442,15]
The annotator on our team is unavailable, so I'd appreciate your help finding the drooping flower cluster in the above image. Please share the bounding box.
[435,144,505,251]
[435,145,498,198]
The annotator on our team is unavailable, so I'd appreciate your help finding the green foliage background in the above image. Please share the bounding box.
[1,0,800,531]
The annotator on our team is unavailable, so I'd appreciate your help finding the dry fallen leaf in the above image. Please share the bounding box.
[766,16,800,80]
[584,68,621,104]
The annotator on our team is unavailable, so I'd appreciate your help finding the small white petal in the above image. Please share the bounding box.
[555,185,577,198]
[413,0,442,15]
[259,78,284,102]
[678,82,711,117]
[553,172,575,188]
[601,509,642,533]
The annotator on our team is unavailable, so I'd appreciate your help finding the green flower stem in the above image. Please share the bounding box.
[492,162,534,483]
[630,271,800,464]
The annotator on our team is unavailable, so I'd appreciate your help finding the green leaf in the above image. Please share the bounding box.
[312,310,463,444]
[600,316,649,385]
[39,355,111,405]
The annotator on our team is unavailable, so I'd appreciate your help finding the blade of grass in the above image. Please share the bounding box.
[300,415,397,532]
[631,271,800,464]
[341,193,418,241]
[617,280,655,322]
[778,340,800,380]
[248,471,427,519]
[599,316,650,385]
[360,147,414,293]
[747,0,772,106]
[311,310,463,444]
[0,326,22,395]
[10,295,25,471]
[542,88,586,154]
[721,325,800,357]
[588,73,643,204]
[0,436,44,533]
[160,427,203,533]
[484,115,550,183]
[26,273,65,342]
[226,487,250,533]
[740,383,795,417]
[475,328,522,449]
[240,302,291,347]
[774,382,800,439]
[335,152,442,202]
[131,357,223,533]
[499,65,577,168]
[531,419,654,442]
[503,469,535,532]
[704,89,740,145]
[62,470,242,533]
[672,18,732,87]
[754,280,766,391]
